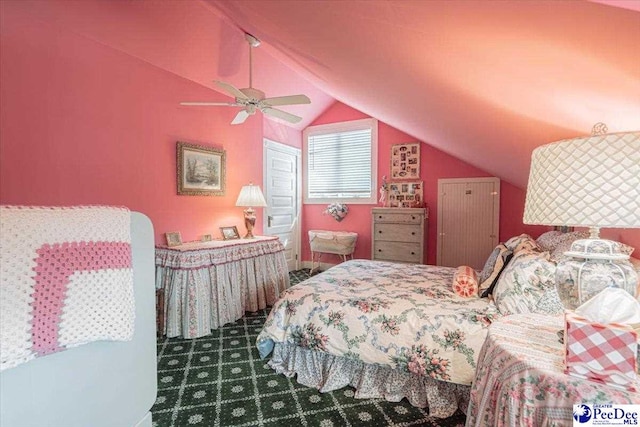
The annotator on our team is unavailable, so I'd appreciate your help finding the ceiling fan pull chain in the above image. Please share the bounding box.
[248,41,253,89]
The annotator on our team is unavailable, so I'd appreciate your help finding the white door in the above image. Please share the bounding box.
[437,177,500,269]
[263,139,301,271]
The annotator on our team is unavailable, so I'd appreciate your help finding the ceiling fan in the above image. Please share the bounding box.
[181,33,311,125]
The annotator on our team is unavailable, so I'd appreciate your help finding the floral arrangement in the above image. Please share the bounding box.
[323,203,349,222]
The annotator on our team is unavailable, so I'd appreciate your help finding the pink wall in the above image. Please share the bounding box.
[0,2,280,244]
[3,2,637,262]
[302,102,549,265]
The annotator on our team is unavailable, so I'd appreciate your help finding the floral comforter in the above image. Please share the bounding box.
[257,259,500,386]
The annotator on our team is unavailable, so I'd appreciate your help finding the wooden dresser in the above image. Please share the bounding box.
[371,207,427,264]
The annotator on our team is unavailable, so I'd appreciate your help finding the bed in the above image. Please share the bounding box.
[256,259,500,418]
[258,230,636,418]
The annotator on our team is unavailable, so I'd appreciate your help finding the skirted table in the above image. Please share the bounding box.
[155,236,290,338]
[466,313,639,426]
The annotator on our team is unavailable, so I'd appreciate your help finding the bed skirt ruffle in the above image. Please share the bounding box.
[268,342,470,418]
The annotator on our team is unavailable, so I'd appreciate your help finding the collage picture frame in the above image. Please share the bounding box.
[387,181,424,208]
[390,142,420,179]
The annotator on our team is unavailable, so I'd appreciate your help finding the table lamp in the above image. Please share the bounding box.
[523,125,640,308]
[235,183,268,239]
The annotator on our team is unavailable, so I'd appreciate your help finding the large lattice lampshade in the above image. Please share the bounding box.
[523,130,640,308]
[524,131,640,231]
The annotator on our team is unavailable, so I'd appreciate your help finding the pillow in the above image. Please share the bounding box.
[535,230,564,252]
[452,266,478,298]
[480,252,514,298]
[549,231,590,262]
[478,245,504,284]
[492,250,557,315]
[478,244,512,297]
[504,234,540,254]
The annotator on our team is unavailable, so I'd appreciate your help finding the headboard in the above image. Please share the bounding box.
[0,212,157,427]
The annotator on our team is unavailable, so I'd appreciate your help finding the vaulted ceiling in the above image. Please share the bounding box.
[17,0,640,188]
[208,0,640,188]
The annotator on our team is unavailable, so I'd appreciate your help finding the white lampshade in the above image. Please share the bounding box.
[235,184,267,208]
[523,131,640,230]
[523,130,640,309]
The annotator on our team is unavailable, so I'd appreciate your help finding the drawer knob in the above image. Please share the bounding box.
[412,216,415,220]
[379,230,382,234]
[378,249,382,252]
[411,252,415,255]
[411,232,415,235]
[378,216,382,219]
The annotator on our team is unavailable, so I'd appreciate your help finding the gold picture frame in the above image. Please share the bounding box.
[201,234,213,242]
[177,141,226,196]
[391,142,420,179]
[388,180,423,208]
[220,226,240,240]
[165,232,183,247]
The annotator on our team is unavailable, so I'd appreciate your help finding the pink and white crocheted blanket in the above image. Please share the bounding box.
[0,206,134,371]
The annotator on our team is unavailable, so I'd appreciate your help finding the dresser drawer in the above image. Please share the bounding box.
[373,241,422,263]
[373,223,421,243]
[373,212,422,224]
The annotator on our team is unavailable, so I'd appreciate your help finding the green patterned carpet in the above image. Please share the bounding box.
[151,270,466,427]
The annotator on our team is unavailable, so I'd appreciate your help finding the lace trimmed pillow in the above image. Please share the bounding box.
[452,266,478,298]
[492,250,557,316]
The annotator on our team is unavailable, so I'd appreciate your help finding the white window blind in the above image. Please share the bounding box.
[303,118,377,204]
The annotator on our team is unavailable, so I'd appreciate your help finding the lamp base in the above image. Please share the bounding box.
[556,238,638,309]
[243,207,257,239]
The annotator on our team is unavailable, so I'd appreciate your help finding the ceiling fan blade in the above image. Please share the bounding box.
[231,109,250,125]
[261,94,311,107]
[215,80,249,100]
[180,102,239,106]
[262,107,302,124]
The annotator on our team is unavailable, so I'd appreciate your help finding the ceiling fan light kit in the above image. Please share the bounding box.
[180,33,310,125]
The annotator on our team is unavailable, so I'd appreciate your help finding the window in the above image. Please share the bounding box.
[303,118,378,204]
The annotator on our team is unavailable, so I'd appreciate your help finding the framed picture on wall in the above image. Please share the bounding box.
[177,141,226,196]
[391,142,420,179]
[387,181,423,208]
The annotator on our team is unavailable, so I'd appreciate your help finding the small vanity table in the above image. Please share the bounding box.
[155,236,289,338]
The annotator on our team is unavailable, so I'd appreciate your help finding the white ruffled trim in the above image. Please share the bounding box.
[268,342,470,419]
